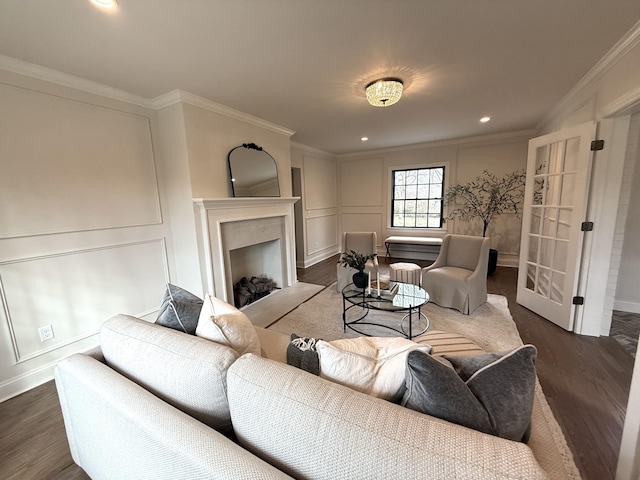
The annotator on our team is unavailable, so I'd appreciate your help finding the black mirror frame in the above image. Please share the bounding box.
[227,143,280,197]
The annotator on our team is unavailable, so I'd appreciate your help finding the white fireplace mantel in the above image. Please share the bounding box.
[193,197,300,303]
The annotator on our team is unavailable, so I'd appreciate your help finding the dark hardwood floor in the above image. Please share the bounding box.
[0,255,633,480]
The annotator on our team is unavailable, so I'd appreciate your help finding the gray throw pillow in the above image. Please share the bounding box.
[287,333,320,376]
[402,345,537,442]
[156,284,203,335]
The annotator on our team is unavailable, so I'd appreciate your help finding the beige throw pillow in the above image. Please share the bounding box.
[196,294,261,356]
[316,337,432,402]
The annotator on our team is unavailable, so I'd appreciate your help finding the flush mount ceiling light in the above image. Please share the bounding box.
[365,78,403,107]
[480,116,491,123]
[90,0,118,9]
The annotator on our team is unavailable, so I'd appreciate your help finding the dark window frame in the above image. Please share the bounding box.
[391,166,445,229]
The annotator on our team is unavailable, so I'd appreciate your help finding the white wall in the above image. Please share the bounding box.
[0,69,174,402]
[291,144,339,267]
[336,135,530,266]
[0,72,296,402]
[615,117,640,313]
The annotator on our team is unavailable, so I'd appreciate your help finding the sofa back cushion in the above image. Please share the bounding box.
[100,314,238,433]
[226,354,548,480]
[446,234,485,271]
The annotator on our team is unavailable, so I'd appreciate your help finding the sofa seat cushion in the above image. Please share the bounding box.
[100,314,238,433]
[402,345,538,442]
[196,294,261,356]
[316,337,432,402]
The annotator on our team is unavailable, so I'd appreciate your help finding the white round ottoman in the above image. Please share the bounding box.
[389,262,422,285]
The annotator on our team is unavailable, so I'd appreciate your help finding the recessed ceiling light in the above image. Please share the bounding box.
[90,0,118,9]
[480,116,491,123]
[361,137,369,142]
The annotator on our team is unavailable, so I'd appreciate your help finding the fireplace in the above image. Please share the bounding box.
[193,197,299,305]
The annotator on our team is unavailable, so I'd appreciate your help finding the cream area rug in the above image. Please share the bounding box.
[267,284,582,480]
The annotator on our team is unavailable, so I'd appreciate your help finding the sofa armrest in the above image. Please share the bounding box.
[55,353,293,480]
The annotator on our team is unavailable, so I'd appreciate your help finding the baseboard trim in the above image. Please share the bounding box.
[614,300,640,314]
[0,363,56,404]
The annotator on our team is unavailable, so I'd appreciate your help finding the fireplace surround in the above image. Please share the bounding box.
[193,197,299,305]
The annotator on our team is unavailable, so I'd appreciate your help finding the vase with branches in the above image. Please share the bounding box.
[445,169,526,237]
[338,250,377,289]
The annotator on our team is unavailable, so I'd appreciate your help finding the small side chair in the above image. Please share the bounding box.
[421,234,491,315]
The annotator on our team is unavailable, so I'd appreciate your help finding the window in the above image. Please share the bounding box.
[391,167,444,228]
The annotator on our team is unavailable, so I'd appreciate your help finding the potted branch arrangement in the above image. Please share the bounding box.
[339,250,377,288]
[445,169,526,275]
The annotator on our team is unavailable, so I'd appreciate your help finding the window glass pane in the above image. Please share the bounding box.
[528,235,539,263]
[406,185,417,199]
[536,267,551,297]
[535,145,549,174]
[417,184,429,198]
[394,186,405,199]
[548,141,565,174]
[429,199,441,213]
[553,240,568,274]
[430,184,442,198]
[526,264,536,291]
[530,207,541,234]
[427,214,440,227]
[557,208,571,240]
[415,214,428,227]
[542,208,557,237]
[550,272,565,304]
[404,216,416,227]
[564,137,580,172]
[418,170,429,183]
[416,200,428,213]
[533,177,544,205]
[394,200,404,213]
[560,174,575,206]
[539,238,553,267]
[545,175,561,205]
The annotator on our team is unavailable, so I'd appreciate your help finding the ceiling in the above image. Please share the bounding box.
[1,1,639,154]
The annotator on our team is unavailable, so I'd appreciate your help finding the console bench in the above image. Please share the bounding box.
[384,235,443,260]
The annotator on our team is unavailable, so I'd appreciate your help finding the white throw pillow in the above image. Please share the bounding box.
[196,294,261,356]
[316,337,432,402]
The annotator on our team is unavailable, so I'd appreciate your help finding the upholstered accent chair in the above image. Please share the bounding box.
[421,234,491,314]
[336,232,379,292]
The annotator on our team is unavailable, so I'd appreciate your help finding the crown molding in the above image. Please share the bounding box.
[151,89,295,137]
[290,141,335,158]
[0,54,154,108]
[0,55,297,137]
[336,129,537,160]
[538,20,640,128]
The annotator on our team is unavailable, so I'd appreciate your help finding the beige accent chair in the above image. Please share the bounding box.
[336,232,379,292]
[421,234,491,314]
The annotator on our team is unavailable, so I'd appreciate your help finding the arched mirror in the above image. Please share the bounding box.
[227,143,280,197]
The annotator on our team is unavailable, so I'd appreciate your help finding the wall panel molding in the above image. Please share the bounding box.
[0,239,169,362]
[0,83,162,239]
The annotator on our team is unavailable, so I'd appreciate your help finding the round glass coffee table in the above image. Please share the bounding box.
[341,281,430,339]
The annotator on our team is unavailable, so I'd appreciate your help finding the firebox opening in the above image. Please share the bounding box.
[229,239,282,308]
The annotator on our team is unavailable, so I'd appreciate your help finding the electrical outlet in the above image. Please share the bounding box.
[38,325,54,342]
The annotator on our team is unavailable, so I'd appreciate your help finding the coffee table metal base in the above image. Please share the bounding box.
[342,287,430,340]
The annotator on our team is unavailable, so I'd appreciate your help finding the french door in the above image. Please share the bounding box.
[516,122,596,331]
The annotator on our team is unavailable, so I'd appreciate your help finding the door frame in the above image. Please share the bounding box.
[575,115,631,336]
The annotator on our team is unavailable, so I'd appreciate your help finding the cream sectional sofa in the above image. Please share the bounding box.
[55,313,554,480]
